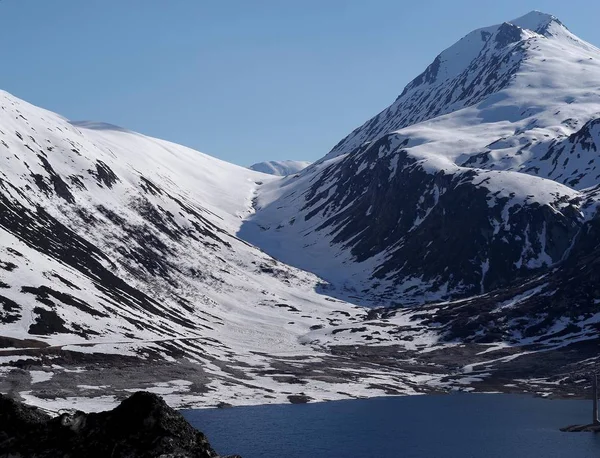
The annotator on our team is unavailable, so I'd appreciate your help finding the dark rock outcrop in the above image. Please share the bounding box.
[409,212,600,344]
[0,391,241,458]
[560,424,600,432]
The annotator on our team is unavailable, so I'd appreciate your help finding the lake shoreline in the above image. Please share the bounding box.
[9,379,594,416]
[179,389,593,414]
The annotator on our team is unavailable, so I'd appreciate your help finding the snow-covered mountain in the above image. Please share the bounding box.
[249,160,311,176]
[1,11,600,411]
[242,11,600,304]
[0,92,389,408]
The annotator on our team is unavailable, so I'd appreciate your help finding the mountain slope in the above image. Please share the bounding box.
[0,91,405,409]
[241,11,600,304]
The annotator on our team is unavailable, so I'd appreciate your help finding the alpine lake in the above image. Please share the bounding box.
[183,393,600,458]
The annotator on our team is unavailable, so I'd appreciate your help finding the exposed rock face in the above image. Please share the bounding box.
[243,131,583,304]
[0,392,240,458]
[413,213,600,344]
[306,136,581,300]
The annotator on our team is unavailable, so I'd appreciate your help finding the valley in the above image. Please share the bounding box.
[1,11,599,412]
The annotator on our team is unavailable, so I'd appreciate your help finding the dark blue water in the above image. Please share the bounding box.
[182,394,600,458]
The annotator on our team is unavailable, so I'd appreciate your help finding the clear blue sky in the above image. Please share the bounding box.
[1,1,598,166]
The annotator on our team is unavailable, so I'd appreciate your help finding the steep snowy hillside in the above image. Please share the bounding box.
[242,11,600,305]
[249,160,311,176]
[0,91,412,409]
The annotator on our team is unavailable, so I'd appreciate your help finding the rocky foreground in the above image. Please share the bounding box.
[0,391,240,458]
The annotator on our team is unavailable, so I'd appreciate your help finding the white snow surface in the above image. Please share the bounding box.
[249,160,311,176]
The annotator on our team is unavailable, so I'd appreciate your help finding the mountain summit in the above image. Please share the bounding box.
[511,10,562,30]
[323,11,589,161]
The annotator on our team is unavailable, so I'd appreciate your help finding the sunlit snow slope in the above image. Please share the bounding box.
[249,160,311,176]
[0,92,405,408]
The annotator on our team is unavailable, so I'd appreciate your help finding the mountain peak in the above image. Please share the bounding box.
[323,10,589,161]
[509,11,563,34]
